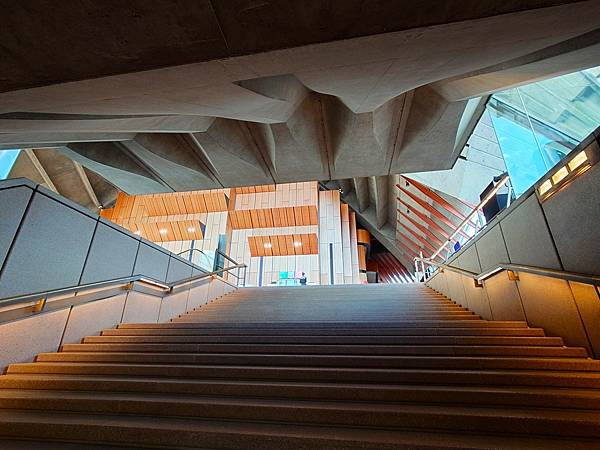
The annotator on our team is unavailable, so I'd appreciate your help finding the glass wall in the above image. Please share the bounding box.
[487,66,600,196]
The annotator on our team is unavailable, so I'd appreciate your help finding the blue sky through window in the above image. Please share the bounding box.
[0,149,20,179]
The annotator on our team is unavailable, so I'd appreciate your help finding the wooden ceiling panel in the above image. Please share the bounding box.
[227,206,318,230]
[248,233,318,257]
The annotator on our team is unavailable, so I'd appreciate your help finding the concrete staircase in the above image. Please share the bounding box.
[0,284,599,449]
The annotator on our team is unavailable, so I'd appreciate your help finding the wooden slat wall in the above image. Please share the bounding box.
[247,233,318,257]
[159,211,228,269]
[234,185,276,194]
[234,182,318,210]
[229,205,317,229]
[229,226,320,286]
[102,189,230,223]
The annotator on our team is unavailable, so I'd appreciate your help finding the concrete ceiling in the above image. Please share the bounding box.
[3,1,600,260]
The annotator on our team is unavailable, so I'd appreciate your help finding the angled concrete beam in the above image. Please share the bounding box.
[352,177,369,212]
[62,142,170,194]
[401,177,466,220]
[24,149,58,193]
[397,202,450,241]
[397,221,438,254]
[398,212,445,247]
[73,161,101,209]
[398,187,470,240]
[368,176,389,229]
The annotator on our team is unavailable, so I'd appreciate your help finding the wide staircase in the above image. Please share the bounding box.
[0,284,599,449]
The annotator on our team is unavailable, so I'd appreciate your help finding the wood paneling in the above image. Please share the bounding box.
[357,229,370,245]
[101,190,230,222]
[248,233,318,257]
[134,219,203,242]
[234,185,276,194]
[229,205,318,229]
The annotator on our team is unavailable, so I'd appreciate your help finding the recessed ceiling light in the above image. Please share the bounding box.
[264,243,272,248]
[134,230,141,236]
[293,241,302,247]
[159,229,168,235]
[187,227,196,233]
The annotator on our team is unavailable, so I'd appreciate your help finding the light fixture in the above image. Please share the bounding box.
[134,230,141,236]
[187,227,196,233]
[159,229,168,235]
[293,241,302,247]
[538,147,595,201]
[551,166,569,185]
[538,179,552,196]
[264,242,272,248]
[568,150,588,171]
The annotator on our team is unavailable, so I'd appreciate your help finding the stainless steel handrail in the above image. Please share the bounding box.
[177,248,211,258]
[415,257,600,287]
[177,248,247,287]
[215,249,239,265]
[415,173,510,270]
[0,263,247,310]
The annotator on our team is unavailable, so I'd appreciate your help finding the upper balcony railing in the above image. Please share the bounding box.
[414,173,511,280]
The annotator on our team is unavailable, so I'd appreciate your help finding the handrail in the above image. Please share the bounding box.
[428,173,510,261]
[176,248,247,285]
[177,248,211,258]
[415,257,600,287]
[215,249,239,265]
[0,263,247,310]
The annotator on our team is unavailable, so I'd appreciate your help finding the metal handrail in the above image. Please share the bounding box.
[177,248,247,286]
[415,257,600,287]
[428,173,510,262]
[0,263,246,310]
[215,249,239,265]
[177,248,211,258]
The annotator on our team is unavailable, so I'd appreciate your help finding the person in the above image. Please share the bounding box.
[299,272,307,286]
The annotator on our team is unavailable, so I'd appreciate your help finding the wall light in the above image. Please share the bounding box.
[551,166,569,185]
[264,242,272,248]
[159,229,168,235]
[538,146,595,202]
[568,150,588,171]
[538,179,552,196]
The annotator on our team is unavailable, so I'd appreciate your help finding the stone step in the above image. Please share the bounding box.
[0,390,599,438]
[33,352,600,371]
[59,343,587,358]
[173,314,482,322]
[201,300,455,307]
[100,327,547,337]
[8,363,600,388]
[190,306,470,314]
[116,320,530,328]
[0,409,594,450]
[83,335,565,346]
[1,375,599,410]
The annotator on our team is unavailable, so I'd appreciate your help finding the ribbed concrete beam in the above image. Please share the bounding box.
[352,177,370,213]
[122,133,221,191]
[73,161,101,209]
[62,142,170,194]
[368,176,389,229]
[24,149,58,194]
